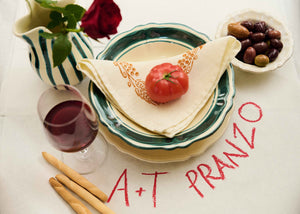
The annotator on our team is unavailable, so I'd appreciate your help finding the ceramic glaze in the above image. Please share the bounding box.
[13,0,93,86]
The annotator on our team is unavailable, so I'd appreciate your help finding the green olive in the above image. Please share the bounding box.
[254,54,269,67]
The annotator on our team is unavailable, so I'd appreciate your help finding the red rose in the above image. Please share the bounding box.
[81,0,122,40]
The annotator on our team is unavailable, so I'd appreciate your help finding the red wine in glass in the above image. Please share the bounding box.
[38,85,107,174]
[44,100,98,152]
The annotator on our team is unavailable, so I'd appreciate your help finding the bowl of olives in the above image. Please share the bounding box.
[216,9,293,73]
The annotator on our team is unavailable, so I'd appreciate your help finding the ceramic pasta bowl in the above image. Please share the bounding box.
[89,23,235,162]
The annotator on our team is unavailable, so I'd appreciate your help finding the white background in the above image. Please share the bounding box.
[0,0,300,213]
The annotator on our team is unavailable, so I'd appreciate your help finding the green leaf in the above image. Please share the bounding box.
[65,4,86,21]
[50,10,62,21]
[35,0,57,9]
[47,20,59,29]
[35,0,57,4]
[66,14,77,29]
[39,32,57,39]
[52,34,71,67]
[35,0,64,13]
[48,11,63,29]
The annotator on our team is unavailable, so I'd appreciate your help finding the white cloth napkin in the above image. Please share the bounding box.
[77,36,241,137]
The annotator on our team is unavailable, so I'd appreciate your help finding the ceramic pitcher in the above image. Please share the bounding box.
[13,0,93,86]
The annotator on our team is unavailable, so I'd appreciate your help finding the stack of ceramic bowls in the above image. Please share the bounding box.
[89,23,235,163]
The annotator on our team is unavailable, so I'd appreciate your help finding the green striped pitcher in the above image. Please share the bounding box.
[13,0,93,86]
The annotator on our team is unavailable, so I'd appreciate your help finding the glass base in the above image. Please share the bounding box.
[61,133,108,174]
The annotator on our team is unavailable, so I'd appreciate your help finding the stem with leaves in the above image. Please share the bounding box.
[35,0,86,67]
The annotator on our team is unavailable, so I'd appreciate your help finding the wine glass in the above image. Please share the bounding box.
[37,84,107,174]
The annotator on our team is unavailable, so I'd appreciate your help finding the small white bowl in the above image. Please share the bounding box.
[215,9,293,73]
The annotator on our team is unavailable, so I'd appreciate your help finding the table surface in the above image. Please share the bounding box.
[1,0,300,213]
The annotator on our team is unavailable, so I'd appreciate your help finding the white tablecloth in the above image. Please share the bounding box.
[1,0,299,213]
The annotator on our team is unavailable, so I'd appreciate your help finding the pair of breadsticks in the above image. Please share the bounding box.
[42,152,114,214]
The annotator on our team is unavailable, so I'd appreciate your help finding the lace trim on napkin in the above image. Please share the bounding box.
[113,61,156,105]
[178,46,203,74]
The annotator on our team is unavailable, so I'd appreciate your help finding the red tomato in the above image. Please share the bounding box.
[145,63,189,103]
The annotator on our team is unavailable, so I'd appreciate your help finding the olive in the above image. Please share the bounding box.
[227,20,283,66]
[248,31,253,39]
[267,48,279,62]
[243,47,256,64]
[240,38,252,50]
[267,30,281,39]
[270,39,283,52]
[253,42,268,54]
[240,20,254,31]
[227,23,250,39]
[254,54,269,67]
[265,27,273,38]
[250,32,265,43]
[236,51,244,61]
[254,21,267,33]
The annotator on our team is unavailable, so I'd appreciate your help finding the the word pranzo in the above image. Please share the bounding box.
[186,101,263,198]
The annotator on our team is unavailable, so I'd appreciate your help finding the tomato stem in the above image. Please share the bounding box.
[156,70,177,84]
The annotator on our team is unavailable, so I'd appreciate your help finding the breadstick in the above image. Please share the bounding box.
[42,152,108,202]
[56,174,115,214]
[49,177,92,214]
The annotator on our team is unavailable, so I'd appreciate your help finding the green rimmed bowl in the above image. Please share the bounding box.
[89,23,235,151]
